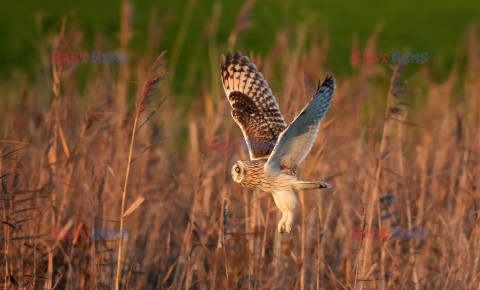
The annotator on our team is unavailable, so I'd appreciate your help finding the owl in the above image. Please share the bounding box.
[220,51,335,234]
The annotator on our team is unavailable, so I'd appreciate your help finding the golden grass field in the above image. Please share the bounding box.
[1,3,480,289]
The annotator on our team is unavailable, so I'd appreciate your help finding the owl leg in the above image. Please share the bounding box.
[277,209,293,234]
[273,191,298,234]
[284,210,294,234]
[278,211,288,234]
[272,193,286,233]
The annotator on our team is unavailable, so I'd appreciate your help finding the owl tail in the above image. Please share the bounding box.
[295,181,332,191]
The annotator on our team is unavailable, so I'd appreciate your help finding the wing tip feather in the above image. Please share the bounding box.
[318,75,336,92]
[220,51,252,69]
[220,54,226,67]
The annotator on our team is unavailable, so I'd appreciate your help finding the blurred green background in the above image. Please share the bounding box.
[1,0,479,92]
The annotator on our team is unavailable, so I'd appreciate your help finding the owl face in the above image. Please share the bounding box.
[231,161,245,183]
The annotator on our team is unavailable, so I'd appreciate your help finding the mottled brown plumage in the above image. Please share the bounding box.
[231,160,299,193]
[220,51,287,159]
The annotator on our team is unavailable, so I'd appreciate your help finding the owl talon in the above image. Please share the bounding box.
[284,212,293,234]
[285,226,292,234]
[278,223,292,234]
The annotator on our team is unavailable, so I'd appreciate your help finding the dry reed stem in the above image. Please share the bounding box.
[359,62,405,288]
[115,52,168,290]
[169,0,198,80]
[117,1,134,117]
[228,0,255,49]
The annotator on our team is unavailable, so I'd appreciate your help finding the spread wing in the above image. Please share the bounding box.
[265,75,335,174]
[220,51,287,160]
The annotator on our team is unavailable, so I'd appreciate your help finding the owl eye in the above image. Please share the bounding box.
[235,167,240,173]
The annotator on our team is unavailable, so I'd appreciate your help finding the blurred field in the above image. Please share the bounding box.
[2,0,480,82]
[1,1,480,289]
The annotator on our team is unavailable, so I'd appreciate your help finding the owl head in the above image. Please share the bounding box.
[231,160,246,183]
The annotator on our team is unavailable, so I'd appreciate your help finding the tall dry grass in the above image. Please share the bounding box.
[0,3,479,289]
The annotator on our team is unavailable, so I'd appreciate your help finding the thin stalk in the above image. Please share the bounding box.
[359,62,404,288]
[115,112,139,290]
[114,50,167,289]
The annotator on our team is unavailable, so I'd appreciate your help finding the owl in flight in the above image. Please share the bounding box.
[220,51,335,234]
